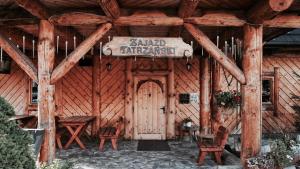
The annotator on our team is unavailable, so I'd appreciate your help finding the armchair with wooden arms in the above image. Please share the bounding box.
[197,126,229,165]
[99,117,123,151]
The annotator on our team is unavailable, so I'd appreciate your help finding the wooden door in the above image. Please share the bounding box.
[134,76,167,140]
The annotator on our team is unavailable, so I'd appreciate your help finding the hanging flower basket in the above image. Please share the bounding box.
[215,90,241,108]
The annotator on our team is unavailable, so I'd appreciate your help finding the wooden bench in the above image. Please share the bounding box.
[197,126,229,165]
[99,118,123,151]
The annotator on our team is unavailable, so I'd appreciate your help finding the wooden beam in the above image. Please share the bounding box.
[91,55,100,136]
[184,23,246,84]
[15,0,50,19]
[0,18,38,26]
[264,14,300,28]
[241,24,263,165]
[200,56,211,134]
[178,0,200,18]
[125,58,133,139]
[167,58,176,139]
[49,12,111,26]
[274,67,280,116]
[185,11,246,27]
[169,0,199,37]
[247,0,294,24]
[211,62,223,133]
[0,32,38,82]
[114,16,183,26]
[51,23,112,84]
[98,0,120,19]
[37,20,55,163]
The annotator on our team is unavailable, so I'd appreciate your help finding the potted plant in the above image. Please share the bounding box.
[215,90,241,109]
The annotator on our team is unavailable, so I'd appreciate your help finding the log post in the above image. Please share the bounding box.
[212,62,223,133]
[37,20,55,163]
[92,55,100,136]
[241,24,263,165]
[274,67,280,116]
[125,58,133,139]
[200,56,211,134]
[167,58,176,139]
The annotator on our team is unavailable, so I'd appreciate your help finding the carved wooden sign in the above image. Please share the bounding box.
[103,36,193,57]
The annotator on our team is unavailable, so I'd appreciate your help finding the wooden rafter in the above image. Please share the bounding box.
[169,0,200,37]
[264,14,300,28]
[185,11,246,27]
[184,23,246,84]
[49,12,111,26]
[0,32,38,82]
[50,23,112,84]
[114,16,183,26]
[98,0,129,36]
[247,0,294,24]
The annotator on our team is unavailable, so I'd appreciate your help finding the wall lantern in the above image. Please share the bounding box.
[106,62,112,71]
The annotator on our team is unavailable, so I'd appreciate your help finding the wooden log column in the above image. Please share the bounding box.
[200,56,211,134]
[92,55,100,136]
[241,24,263,164]
[167,58,176,139]
[37,20,56,162]
[125,58,133,139]
[212,62,223,133]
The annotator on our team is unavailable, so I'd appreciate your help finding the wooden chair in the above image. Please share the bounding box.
[197,126,229,165]
[99,118,123,151]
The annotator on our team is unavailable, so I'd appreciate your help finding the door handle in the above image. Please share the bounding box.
[160,106,166,114]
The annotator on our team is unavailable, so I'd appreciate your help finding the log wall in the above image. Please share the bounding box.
[0,55,298,136]
[0,63,28,115]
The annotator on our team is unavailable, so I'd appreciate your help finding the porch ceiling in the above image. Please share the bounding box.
[0,0,299,53]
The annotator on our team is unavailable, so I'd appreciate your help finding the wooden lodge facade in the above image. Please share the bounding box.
[0,0,300,167]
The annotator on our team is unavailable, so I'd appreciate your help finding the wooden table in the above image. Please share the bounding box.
[58,116,95,149]
[9,115,37,128]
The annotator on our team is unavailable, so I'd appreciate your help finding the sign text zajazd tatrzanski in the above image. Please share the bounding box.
[103,37,193,58]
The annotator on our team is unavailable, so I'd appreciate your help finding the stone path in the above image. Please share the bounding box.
[57,140,241,169]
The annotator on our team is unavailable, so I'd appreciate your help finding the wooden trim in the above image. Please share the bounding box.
[0,32,38,82]
[15,0,50,19]
[184,23,246,84]
[98,0,120,19]
[264,14,300,28]
[50,23,112,84]
[178,0,200,18]
[167,59,175,139]
[125,58,133,139]
[274,67,280,116]
[92,55,100,136]
[132,70,170,76]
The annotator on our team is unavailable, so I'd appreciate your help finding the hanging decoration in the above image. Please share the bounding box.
[0,47,3,63]
[65,41,68,58]
[32,40,35,59]
[56,36,59,54]
[73,36,76,49]
[22,36,25,53]
[99,42,102,62]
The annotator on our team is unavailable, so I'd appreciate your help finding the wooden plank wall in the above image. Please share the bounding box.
[174,58,200,127]
[0,62,28,115]
[262,56,298,133]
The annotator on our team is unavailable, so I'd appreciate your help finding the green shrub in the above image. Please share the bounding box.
[0,97,35,169]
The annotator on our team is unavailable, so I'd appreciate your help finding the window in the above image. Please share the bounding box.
[262,79,273,103]
[30,81,38,104]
